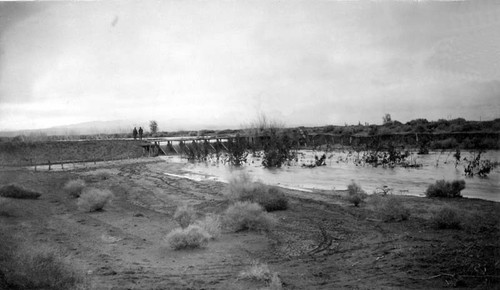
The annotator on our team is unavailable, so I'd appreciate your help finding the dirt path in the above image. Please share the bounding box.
[1,158,499,289]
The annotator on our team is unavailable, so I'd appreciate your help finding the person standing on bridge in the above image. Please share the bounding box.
[139,127,143,140]
[133,127,138,140]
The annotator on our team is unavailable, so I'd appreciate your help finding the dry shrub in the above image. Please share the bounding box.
[224,201,277,232]
[425,179,465,198]
[266,273,283,290]
[0,184,41,199]
[346,181,367,207]
[239,261,283,290]
[379,196,410,222]
[431,207,462,229]
[63,179,86,198]
[165,225,210,250]
[77,188,113,212]
[239,261,272,281]
[173,204,196,229]
[194,214,222,240]
[5,245,84,290]
[226,172,288,212]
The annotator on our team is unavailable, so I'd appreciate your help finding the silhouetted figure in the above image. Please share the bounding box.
[139,127,143,140]
[133,127,138,140]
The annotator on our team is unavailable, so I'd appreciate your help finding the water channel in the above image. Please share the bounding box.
[161,149,500,202]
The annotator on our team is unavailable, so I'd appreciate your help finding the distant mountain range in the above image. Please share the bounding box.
[0,119,233,137]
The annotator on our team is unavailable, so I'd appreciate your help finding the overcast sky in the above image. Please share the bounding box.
[0,0,499,132]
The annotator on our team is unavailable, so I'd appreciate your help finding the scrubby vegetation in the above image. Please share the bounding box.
[165,224,210,250]
[425,180,466,198]
[223,201,277,232]
[0,184,41,199]
[430,207,462,229]
[371,195,410,222]
[173,204,197,229]
[194,214,222,240]
[63,179,86,198]
[77,188,113,212]
[238,261,283,289]
[238,261,272,281]
[0,242,85,290]
[346,181,367,207]
[226,172,288,212]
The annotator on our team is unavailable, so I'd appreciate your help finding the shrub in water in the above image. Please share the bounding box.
[346,181,367,207]
[226,172,288,212]
[63,179,86,198]
[425,179,465,198]
[77,188,113,212]
[173,204,196,229]
[0,184,41,199]
[165,224,210,250]
[431,207,462,229]
[224,201,277,232]
[194,214,222,240]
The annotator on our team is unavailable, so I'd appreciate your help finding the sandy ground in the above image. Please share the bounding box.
[1,157,499,289]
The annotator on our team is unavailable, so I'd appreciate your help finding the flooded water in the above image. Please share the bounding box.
[162,150,500,202]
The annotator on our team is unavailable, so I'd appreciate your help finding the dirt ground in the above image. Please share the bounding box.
[1,158,499,289]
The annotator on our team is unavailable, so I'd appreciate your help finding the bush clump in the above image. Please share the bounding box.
[224,201,277,232]
[165,224,210,250]
[77,188,113,212]
[173,204,196,229]
[0,184,41,199]
[346,181,367,207]
[5,245,84,290]
[194,214,222,240]
[380,196,410,222]
[425,179,465,198]
[431,207,462,229]
[63,179,86,198]
[226,172,288,212]
[238,261,283,289]
[239,261,272,281]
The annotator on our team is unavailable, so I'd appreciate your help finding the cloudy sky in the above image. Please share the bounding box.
[0,0,499,132]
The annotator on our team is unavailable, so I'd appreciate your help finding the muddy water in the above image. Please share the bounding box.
[162,150,500,202]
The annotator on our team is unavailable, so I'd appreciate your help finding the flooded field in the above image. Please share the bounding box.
[163,150,500,202]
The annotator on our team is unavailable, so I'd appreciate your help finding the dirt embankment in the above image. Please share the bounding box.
[0,158,499,289]
[0,140,146,167]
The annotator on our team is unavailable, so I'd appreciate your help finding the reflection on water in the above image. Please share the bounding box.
[162,150,500,202]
